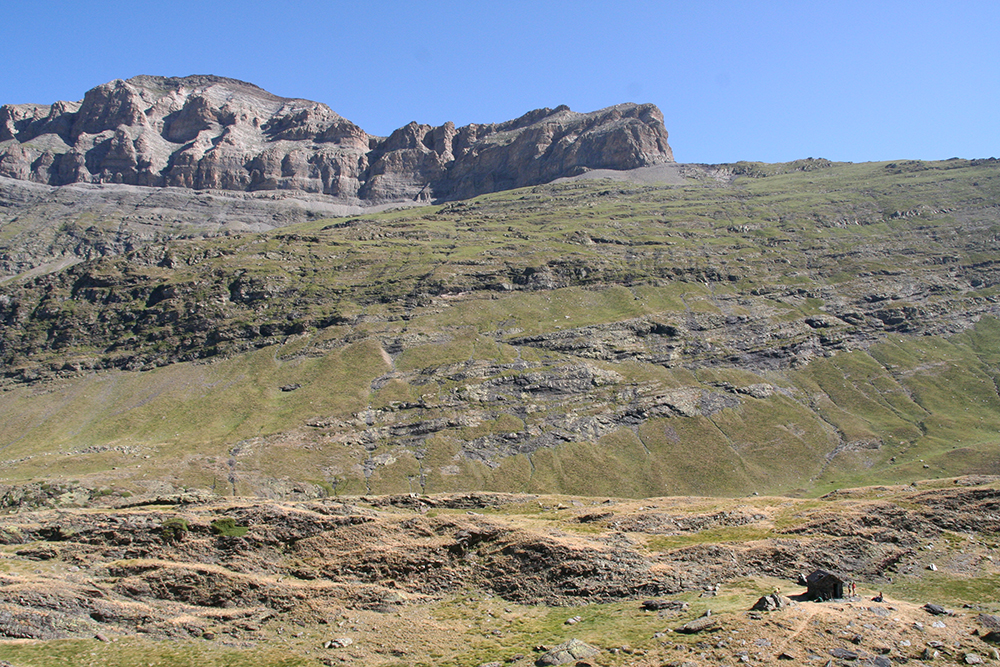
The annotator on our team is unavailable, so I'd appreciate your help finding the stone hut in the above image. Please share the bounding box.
[805,569,846,600]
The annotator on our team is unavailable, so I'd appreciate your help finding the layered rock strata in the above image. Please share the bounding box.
[0,75,673,204]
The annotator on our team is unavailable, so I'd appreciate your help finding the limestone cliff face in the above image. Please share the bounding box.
[0,76,673,204]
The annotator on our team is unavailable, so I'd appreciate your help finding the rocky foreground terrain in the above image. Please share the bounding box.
[0,481,998,666]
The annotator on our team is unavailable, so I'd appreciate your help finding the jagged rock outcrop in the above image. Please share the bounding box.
[0,75,673,204]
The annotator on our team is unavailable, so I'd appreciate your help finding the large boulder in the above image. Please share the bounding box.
[676,615,722,634]
[979,614,1000,643]
[536,639,600,666]
[751,593,794,611]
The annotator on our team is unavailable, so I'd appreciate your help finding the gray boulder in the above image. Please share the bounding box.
[642,599,689,611]
[536,638,600,666]
[979,614,1000,643]
[676,615,722,634]
[751,593,794,611]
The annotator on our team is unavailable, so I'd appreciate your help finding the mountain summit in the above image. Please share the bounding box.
[0,75,673,204]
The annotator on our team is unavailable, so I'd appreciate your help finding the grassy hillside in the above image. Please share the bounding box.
[1,158,1000,500]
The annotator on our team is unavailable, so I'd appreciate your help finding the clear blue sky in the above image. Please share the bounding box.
[2,0,997,164]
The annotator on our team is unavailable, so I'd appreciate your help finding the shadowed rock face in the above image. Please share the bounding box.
[0,75,673,204]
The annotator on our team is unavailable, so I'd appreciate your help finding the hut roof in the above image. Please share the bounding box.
[806,569,846,584]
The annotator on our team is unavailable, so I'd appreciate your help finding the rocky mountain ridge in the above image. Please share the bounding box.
[0,75,673,205]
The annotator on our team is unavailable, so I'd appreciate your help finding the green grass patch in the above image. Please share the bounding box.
[646,526,782,551]
[0,638,311,667]
[428,594,710,667]
[888,572,1000,606]
[209,517,248,537]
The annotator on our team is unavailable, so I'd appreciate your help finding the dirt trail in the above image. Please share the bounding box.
[774,603,819,650]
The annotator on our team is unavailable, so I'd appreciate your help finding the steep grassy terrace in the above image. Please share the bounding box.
[2,317,999,499]
[0,158,999,498]
[3,158,1000,376]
